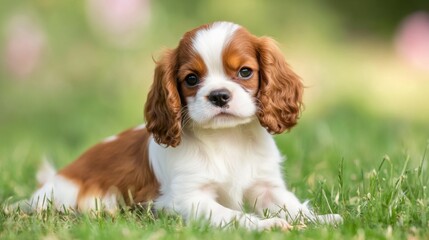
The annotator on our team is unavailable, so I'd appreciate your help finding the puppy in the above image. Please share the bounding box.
[20,22,342,230]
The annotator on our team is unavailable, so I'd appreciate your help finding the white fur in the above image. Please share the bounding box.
[26,164,118,214]
[189,22,256,129]
[102,135,118,143]
[78,193,118,214]
[147,22,342,229]
[30,175,79,211]
[133,123,146,131]
[36,159,56,185]
[20,22,342,230]
[149,119,342,230]
[192,22,239,77]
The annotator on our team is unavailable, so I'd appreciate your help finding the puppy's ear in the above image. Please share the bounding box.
[256,37,303,134]
[144,49,182,147]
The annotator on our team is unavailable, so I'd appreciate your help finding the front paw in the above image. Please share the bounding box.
[258,217,292,231]
[315,214,343,225]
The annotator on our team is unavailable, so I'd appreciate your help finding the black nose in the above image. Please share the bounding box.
[208,89,231,107]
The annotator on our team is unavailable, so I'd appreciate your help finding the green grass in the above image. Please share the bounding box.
[1,1,429,238]
[1,98,428,239]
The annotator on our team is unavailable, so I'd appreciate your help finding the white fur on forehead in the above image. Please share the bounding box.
[192,22,240,75]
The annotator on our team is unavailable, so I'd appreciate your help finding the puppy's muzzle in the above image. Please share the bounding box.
[208,88,231,108]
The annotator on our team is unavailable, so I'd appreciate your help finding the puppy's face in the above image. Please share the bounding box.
[177,23,259,129]
[145,22,303,147]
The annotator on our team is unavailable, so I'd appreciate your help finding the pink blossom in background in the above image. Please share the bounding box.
[395,11,429,72]
[4,14,46,79]
[86,0,151,47]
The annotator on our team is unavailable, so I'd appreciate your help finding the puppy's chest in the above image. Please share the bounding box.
[207,149,255,179]
[195,133,273,183]
[202,144,260,194]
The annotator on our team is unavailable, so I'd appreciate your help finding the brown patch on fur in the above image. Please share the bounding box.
[144,49,183,147]
[256,37,303,133]
[224,28,303,132]
[145,22,302,146]
[144,24,211,147]
[176,25,208,101]
[222,28,260,94]
[177,53,207,100]
[144,25,210,147]
[59,127,159,207]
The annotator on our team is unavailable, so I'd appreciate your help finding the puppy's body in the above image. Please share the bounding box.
[22,22,341,230]
[152,121,293,222]
[31,126,157,213]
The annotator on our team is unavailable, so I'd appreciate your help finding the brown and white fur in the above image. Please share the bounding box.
[21,22,342,230]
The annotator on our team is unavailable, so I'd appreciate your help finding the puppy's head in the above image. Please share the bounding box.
[145,22,303,147]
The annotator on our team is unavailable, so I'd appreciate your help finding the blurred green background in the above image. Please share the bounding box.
[1,0,429,200]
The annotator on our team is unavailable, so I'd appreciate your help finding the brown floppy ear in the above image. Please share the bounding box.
[256,37,304,134]
[144,49,182,147]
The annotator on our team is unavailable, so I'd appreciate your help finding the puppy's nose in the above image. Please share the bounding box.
[208,89,231,107]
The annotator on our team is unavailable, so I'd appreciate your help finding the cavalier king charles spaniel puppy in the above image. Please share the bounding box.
[21,22,342,230]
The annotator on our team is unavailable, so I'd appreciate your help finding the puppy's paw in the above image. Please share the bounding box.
[258,217,292,231]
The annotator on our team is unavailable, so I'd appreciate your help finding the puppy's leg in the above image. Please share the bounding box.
[77,188,121,214]
[245,181,342,225]
[158,190,291,231]
[20,175,80,212]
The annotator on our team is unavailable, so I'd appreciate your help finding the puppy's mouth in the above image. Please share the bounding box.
[212,113,240,122]
[215,111,234,117]
[195,109,253,129]
[213,109,240,119]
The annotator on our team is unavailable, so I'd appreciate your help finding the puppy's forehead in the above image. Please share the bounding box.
[178,22,240,75]
[192,22,239,73]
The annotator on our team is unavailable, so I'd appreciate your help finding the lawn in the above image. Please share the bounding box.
[1,1,429,239]
[1,90,428,239]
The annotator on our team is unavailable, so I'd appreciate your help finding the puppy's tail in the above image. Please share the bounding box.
[36,158,57,186]
[4,158,57,214]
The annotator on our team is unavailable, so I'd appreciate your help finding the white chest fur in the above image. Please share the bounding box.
[149,120,285,212]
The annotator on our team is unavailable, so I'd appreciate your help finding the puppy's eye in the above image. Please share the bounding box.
[238,67,253,79]
[184,74,199,87]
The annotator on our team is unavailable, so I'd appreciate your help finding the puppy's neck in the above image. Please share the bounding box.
[183,118,267,144]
